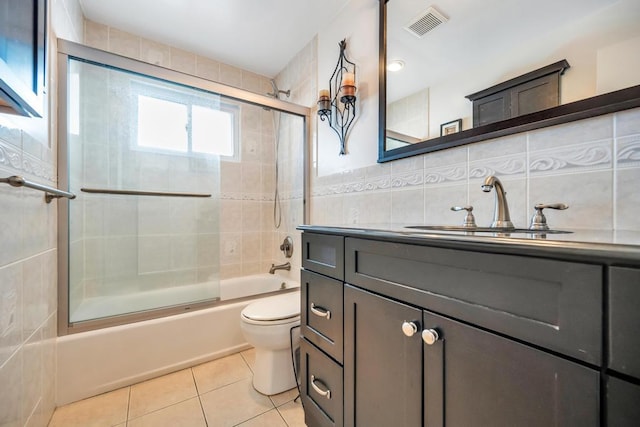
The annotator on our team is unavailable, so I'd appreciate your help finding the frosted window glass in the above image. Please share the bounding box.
[137,95,188,152]
[192,106,233,156]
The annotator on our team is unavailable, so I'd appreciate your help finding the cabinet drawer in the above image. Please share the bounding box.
[345,237,603,364]
[609,267,640,379]
[300,338,343,427]
[301,269,344,363]
[303,233,344,280]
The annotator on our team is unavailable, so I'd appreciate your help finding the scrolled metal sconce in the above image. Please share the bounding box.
[317,38,357,155]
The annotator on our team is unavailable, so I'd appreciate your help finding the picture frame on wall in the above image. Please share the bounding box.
[440,119,462,136]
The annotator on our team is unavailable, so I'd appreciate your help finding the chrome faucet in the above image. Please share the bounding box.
[481,175,514,229]
[269,262,291,274]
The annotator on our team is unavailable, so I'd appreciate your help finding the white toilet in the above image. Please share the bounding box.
[240,291,301,395]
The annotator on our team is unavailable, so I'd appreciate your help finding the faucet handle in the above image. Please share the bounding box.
[530,203,569,230]
[451,206,477,228]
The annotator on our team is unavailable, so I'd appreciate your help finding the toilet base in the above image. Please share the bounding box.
[252,345,299,395]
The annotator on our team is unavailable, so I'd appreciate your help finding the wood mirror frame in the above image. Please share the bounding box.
[378,0,640,163]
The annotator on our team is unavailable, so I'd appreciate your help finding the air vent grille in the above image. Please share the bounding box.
[404,6,448,38]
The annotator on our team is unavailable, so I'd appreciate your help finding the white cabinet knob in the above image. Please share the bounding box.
[422,328,440,345]
[402,321,419,337]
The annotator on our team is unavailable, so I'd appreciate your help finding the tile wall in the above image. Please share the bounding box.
[0,1,83,426]
[310,107,640,232]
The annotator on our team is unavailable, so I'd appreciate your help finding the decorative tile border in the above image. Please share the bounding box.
[530,140,612,174]
[617,136,640,169]
[424,164,466,185]
[469,156,526,180]
[0,138,55,182]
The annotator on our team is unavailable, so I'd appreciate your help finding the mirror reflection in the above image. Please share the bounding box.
[384,0,640,151]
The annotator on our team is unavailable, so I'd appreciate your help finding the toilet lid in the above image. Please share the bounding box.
[241,291,300,322]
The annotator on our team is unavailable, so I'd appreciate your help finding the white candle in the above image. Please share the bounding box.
[341,72,355,87]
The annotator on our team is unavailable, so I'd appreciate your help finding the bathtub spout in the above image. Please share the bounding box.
[269,262,291,274]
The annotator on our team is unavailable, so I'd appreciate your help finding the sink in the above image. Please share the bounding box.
[405,225,572,234]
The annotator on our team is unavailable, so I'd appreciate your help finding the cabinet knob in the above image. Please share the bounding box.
[402,321,419,337]
[422,328,440,345]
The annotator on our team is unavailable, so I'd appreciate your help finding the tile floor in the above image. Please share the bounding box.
[48,348,307,427]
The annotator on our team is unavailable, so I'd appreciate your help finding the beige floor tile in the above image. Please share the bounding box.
[278,400,307,427]
[237,409,288,427]
[269,387,300,407]
[48,387,129,427]
[127,397,206,427]
[200,378,274,427]
[128,369,197,419]
[240,347,256,372]
[192,353,253,394]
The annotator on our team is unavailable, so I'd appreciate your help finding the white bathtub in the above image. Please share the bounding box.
[56,273,300,406]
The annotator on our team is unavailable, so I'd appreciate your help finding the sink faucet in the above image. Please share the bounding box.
[481,175,514,229]
[269,262,291,274]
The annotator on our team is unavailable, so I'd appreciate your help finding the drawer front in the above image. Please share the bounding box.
[301,269,344,363]
[345,237,603,364]
[609,267,640,379]
[303,233,344,280]
[300,338,343,427]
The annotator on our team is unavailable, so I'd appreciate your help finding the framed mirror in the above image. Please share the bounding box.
[379,0,640,163]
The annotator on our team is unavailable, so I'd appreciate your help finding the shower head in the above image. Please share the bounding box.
[267,79,290,99]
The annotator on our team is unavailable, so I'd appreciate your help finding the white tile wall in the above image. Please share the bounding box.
[311,108,640,232]
[0,1,83,425]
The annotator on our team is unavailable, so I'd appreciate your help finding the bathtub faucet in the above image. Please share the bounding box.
[269,262,291,274]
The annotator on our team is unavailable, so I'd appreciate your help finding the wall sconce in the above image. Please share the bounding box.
[317,39,357,155]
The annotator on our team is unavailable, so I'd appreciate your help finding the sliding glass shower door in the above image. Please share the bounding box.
[65,57,223,324]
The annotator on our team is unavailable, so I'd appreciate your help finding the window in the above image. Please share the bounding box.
[134,85,239,159]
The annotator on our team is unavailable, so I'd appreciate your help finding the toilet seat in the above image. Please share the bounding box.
[241,291,300,325]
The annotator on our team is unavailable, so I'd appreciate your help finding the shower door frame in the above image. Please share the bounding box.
[57,40,311,336]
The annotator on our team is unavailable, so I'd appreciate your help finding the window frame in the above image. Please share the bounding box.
[131,81,240,161]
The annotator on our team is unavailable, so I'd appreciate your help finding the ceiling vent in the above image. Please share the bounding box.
[404,6,448,38]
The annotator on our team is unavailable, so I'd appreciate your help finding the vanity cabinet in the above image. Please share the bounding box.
[300,229,639,427]
[300,233,345,427]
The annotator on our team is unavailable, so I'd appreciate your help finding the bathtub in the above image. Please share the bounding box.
[56,273,300,406]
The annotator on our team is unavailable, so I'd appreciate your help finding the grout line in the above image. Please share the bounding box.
[125,386,131,427]
[191,368,210,427]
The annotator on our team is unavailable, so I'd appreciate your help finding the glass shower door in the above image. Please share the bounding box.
[66,57,222,324]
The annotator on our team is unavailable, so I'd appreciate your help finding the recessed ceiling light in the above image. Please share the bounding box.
[387,60,405,72]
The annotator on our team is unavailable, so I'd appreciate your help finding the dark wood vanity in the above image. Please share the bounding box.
[298,226,640,427]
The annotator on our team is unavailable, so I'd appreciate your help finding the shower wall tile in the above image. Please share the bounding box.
[84,20,108,50]
[140,39,171,67]
[108,28,141,60]
[170,48,197,75]
[22,330,43,424]
[241,71,263,94]
[220,63,243,88]
[195,56,220,82]
[0,350,22,426]
[138,236,171,274]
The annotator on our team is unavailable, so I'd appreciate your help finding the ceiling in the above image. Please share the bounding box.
[79,0,350,78]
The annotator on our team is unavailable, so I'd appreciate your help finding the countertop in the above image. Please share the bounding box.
[298,223,640,265]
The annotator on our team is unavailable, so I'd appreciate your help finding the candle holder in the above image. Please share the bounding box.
[317,39,357,155]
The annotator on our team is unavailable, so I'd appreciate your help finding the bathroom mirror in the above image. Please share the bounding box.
[379,0,640,162]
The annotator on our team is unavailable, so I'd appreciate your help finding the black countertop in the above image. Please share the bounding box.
[298,224,640,266]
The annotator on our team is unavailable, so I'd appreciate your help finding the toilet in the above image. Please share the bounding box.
[240,291,301,395]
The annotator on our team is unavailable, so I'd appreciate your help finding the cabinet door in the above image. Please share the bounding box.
[423,311,600,427]
[344,285,422,427]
